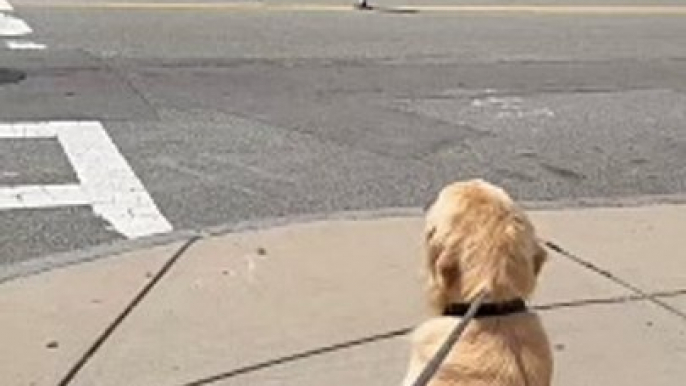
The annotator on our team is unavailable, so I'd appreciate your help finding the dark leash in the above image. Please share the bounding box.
[409,290,488,386]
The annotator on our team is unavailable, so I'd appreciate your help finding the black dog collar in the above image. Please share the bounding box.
[444,298,527,318]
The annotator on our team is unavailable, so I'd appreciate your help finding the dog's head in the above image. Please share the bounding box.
[423,179,546,313]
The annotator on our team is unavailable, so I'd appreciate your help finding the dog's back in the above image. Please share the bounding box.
[403,313,552,386]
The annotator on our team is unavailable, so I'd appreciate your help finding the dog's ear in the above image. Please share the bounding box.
[425,226,440,277]
[426,226,456,288]
[435,249,459,291]
[512,212,547,276]
[532,242,547,275]
[425,232,460,313]
[426,227,459,290]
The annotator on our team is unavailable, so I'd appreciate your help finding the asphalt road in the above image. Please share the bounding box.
[1,0,686,273]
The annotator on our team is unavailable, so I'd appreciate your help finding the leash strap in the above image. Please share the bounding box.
[410,290,488,386]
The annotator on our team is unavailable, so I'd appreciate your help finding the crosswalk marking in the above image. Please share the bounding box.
[0,0,13,11]
[0,185,87,209]
[1,1,44,49]
[0,122,173,239]
[0,12,31,36]
[5,39,46,50]
[0,121,58,137]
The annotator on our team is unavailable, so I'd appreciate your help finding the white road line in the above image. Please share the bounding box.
[0,122,173,239]
[56,122,173,238]
[0,0,13,12]
[0,121,59,138]
[5,39,46,50]
[0,185,87,209]
[0,12,31,36]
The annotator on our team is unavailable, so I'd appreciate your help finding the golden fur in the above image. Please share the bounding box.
[403,179,552,386]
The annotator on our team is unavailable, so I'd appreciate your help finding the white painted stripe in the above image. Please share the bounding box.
[0,122,58,138]
[0,185,88,209]
[0,0,13,11]
[0,121,172,238]
[55,121,173,238]
[0,12,32,37]
[5,40,46,50]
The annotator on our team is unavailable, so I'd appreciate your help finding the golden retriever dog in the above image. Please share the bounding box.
[403,179,552,386]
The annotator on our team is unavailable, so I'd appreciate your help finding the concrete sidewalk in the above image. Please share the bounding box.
[1,205,685,386]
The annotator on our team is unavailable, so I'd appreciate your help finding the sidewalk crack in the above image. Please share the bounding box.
[543,240,686,321]
[56,236,202,386]
[178,289,686,386]
[534,288,686,312]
